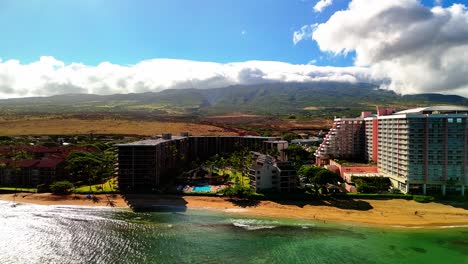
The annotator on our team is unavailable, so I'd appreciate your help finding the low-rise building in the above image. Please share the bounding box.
[0,145,97,187]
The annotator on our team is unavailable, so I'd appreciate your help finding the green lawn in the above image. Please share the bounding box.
[0,187,37,193]
[73,177,118,194]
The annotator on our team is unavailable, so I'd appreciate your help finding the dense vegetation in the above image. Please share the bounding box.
[350,176,391,193]
[298,165,342,195]
[49,181,74,194]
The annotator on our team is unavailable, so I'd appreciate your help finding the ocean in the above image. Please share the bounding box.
[0,201,466,264]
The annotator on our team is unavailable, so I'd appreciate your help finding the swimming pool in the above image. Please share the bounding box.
[192,186,212,192]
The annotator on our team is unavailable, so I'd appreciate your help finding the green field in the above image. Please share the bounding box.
[73,178,118,194]
[0,187,37,193]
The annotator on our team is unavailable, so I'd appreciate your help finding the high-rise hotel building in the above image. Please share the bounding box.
[317,106,468,196]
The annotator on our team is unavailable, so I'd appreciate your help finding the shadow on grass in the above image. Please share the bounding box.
[227,198,261,208]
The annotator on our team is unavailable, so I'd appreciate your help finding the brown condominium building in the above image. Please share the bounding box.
[316,106,468,196]
[116,134,282,192]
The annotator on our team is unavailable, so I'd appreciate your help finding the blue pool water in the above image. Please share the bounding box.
[193,185,212,192]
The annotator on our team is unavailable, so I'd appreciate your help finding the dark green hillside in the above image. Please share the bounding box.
[0,82,466,117]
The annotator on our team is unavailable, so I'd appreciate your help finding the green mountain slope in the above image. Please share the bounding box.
[0,82,466,117]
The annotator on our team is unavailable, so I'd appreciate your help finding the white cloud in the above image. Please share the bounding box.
[293,24,317,45]
[313,0,333,13]
[312,0,468,96]
[0,56,376,99]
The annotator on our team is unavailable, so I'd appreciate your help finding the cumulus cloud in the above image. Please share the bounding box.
[293,24,317,45]
[312,0,468,96]
[313,0,333,13]
[0,56,376,99]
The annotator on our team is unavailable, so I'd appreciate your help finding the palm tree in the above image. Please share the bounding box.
[228,150,253,187]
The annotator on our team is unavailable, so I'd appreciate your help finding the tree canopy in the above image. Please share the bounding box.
[66,150,114,184]
[299,165,342,195]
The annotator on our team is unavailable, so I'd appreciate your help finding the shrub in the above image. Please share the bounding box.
[36,184,50,193]
[351,176,391,193]
[282,132,301,142]
[50,181,74,195]
[413,195,434,203]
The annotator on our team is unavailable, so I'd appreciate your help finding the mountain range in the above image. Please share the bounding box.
[0,82,466,118]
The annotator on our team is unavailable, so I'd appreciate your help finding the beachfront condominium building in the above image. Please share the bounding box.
[117,135,190,192]
[367,106,468,196]
[249,152,297,192]
[117,135,280,192]
[319,106,468,196]
[315,113,371,165]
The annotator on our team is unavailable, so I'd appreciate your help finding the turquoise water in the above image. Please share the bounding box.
[0,201,466,264]
[192,185,212,192]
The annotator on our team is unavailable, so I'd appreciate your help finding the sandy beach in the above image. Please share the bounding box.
[1,193,468,227]
[0,193,129,208]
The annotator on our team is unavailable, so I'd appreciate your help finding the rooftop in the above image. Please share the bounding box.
[116,136,187,146]
[265,140,288,144]
[394,105,468,115]
[291,138,321,143]
[116,135,281,147]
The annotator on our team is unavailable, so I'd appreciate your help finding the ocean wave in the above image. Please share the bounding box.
[232,222,276,230]
[224,208,248,213]
[230,218,279,230]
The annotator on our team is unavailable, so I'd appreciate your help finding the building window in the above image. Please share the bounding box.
[257,176,261,180]
[457,118,462,123]
[448,118,453,123]
[257,171,260,174]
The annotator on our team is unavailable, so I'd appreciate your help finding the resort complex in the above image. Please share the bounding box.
[116,135,289,192]
[316,106,468,196]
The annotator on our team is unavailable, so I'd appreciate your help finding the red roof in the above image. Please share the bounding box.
[16,159,40,168]
[0,145,100,156]
[0,159,11,166]
[36,158,64,168]
[0,145,99,169]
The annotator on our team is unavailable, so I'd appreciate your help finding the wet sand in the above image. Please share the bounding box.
[1,193,468,227]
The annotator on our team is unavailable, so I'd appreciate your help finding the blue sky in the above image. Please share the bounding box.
[0,0,457,66]
[0,0,467,98]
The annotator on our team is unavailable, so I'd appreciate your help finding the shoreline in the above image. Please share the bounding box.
[1,193,468,228]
